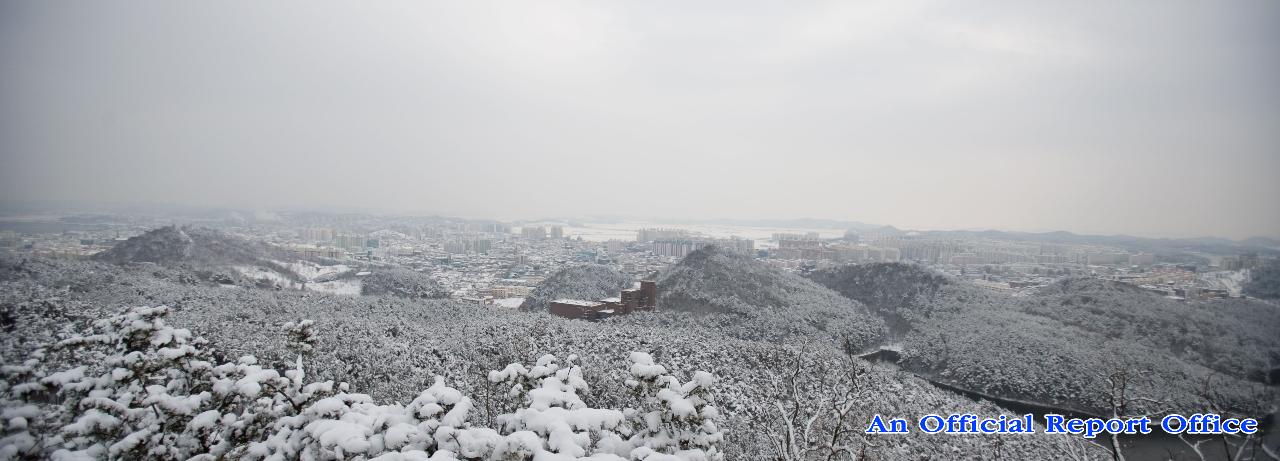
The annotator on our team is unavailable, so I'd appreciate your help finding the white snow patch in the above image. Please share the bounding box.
[494,298,525,309]
[308,279,362,296]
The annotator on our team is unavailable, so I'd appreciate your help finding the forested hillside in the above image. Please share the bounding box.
[360,267,450,299]
[92,225,277,267]
[808,263,1279,418]
[1246,259,1280,299]
[804,262,957,333]
[654,246,885,351]
[0,254,1096,459]
[519,264,634,312]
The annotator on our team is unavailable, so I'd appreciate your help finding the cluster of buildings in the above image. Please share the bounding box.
[481,282,535,299]
[649,237,754,258]
[442,238,492,255]
[520,225,564,240]
[1221,254,1262,271]
[280,245,346,260]
[844,236,1162,268]
[769,235,901,263]
[7,212,1274,308]
[1104,264,1239,300]
[549,280,658,321]
[763,233,901,263]
[334,221,670,304]
[0,228,136,259]
[291,228,379,255]
[637,228,690,241]
[636,228,755,258]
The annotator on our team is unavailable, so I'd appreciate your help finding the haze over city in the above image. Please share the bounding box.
[2,0,1278,239]
[4,2,1280,460]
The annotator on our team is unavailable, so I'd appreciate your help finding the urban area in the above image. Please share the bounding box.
[4,210,1268,319]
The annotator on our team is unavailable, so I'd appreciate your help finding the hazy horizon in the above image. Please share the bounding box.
[3,1,1278,239]
[5,197,1279,243]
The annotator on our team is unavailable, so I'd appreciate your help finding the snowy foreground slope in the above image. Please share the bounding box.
[2,304,724,460]
[0,256,1096,459]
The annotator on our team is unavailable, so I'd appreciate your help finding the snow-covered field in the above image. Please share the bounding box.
[1201,269,1249,296]
[233,264,296,287]
[492,297,524,308]
[306,278,362,295]
[234,260,361,295]
[281,260,352,280]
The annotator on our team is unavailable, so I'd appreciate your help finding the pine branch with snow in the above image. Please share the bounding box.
[0,305,725,461]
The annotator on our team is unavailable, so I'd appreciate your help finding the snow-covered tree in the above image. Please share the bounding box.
[283,319,317,355]
[625,351,723,461]
[0,305,725,461]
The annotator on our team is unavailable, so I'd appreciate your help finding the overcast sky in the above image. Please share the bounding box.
[2,1,1277,238]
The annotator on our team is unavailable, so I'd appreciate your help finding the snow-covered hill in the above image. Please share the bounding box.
[520,264,633,312]
[652,246,886,350]
[808,262,1279,417]
[93,225,274,267]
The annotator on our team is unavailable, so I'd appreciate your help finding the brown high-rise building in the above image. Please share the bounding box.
[620,288,641,313]
[639,280,657,309]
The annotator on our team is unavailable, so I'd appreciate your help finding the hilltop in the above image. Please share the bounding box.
[649,245,885,350]
[805,262,950,308]
[520,264,634,312]
[90,226,447,299]
[92,225,275,266]
[359,267,449,299]
[805,262,965,333]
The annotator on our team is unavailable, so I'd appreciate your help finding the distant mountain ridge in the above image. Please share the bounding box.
[650,217,884,231]
[912,229,1280,256]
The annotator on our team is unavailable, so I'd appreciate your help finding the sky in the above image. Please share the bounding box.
[1,1,1278,239]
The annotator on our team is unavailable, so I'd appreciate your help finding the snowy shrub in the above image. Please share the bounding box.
[624,352,723,461]
[284,319,317,355]
[0,305,341,460]
[0,305,723,461]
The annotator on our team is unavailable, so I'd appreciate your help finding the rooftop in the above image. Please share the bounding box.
[551,299,604,307]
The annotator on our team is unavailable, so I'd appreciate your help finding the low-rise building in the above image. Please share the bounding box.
[550,280,657,321]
